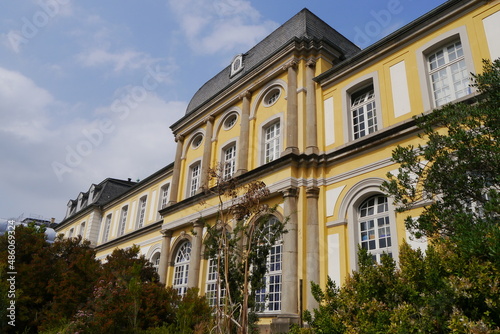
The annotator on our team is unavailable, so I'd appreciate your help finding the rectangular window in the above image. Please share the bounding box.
[190,164,201,196]
[223,144,236,179]
[206,258,226,307]
[351,85,378,139]
[160,184,169,209]
[428,40,470,107]
[103,214,112,242]
[264,122,280,163]
[118,206,128,236]
[137,196,147,229]
[78,222,86,237]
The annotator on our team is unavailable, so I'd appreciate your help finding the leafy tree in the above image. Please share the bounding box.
[382,58,500,261]
[67,245,180,333]
[0,223,52,333]
[41,235,102,331]
[202,165,287,334]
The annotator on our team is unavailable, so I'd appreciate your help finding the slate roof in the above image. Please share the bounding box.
[184,8,360,116]
[92,178,137,207]
[62,178,136,221]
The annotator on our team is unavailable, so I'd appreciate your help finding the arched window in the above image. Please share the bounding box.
[150,252,161,272]
[173,241,191,296]
[358,195,392,263]
[255,216,282,312]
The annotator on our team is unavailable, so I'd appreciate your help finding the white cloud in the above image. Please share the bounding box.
[0,65,183,221]
[0,67,55,142]
[168,0,278,55]
[77,49,160,72]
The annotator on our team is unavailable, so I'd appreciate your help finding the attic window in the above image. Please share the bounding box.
[230,54,244,77]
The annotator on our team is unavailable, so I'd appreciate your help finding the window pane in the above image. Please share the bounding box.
[428,40,469,107]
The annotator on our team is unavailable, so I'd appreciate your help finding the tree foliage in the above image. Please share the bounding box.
[202,165,287,334]
[382,59,500,260]
[0,224,212,334]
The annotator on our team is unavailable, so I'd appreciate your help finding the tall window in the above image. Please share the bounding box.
[160,184,170,209]
[78,222,86,237]
[173,241,191,296]
[189,163,201,196]
[68,228,74,238]
[223,144,236,179]
[103,214,112,242]
[206,258,226,307]
[358,195,392,263]
[351,85,378,139]
[255,216,282,312]
[118,206,128,237]
[151,252,161,272]
[264,122,280,163]
[136,196,147,229]
[428,40,470,107]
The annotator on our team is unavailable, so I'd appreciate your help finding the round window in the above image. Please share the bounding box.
[263,88,281,107]
[223,113,238,130]
[192,134,203,149]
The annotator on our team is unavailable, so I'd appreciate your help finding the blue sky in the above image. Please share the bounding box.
[0,0,444,222]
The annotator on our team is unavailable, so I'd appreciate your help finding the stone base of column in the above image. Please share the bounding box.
[234,169,248,177]
[305,146,319,155]
[269,314,300,333]
[282,147,299,156]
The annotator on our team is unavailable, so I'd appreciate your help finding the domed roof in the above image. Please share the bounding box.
[184,8,360,116]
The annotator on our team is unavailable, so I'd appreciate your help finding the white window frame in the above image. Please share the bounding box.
[261,119,282,164]
[342,72,382,143]
[350,85,378,139]
[173,241,191,296]
[416,26,475,111]
[263,87,281,107]
[427,40,470,107]
[118,206,128,237]
[358,195,393,263]
[254,216,282,313]
[136,196,147,229]
[222,143,237,179]
[337,178,399,270]
[188,161,201,197]
[159,183,170,210]
[102,214,112,243]
[68,228,74,238]
[78,221,86,238]
[150,251,161,272]
[206,257,226,308]
[223,112,238,130]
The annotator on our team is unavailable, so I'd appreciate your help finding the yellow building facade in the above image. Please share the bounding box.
[56,0,500,331]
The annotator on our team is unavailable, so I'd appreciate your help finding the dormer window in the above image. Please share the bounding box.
[89,185,96,203]
[230,54,244,77]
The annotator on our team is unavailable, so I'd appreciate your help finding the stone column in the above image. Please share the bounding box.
[236,90,251,176]
[200,116,214,191]
[187,220,204,288]
[305,59,319,155]
[306,186,320,310]
[158,230,173,285]
[168,135,184,205]
[281,187,299,316]
[283,60,299,156]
